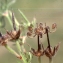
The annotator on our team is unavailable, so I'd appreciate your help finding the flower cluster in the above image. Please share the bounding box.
[27,23,60,60]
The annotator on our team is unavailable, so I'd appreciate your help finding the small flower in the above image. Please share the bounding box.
[30,43,44,57]
[27,24,34,37]
[27,23,44,38]
[52,23,57,29]
[29,25,45,57]
[45,42,60,59]
[6,29,21,40]
[27,23,57,38]
[0,32,10,46]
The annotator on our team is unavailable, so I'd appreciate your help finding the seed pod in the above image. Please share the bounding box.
[7,29,21,40]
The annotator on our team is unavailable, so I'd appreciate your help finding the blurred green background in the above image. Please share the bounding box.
[0,0,63,63]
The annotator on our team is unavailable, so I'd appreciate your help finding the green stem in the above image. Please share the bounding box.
[18,9,30,24]
[16,40,21,54]
[16,40,28,63]
[9,10,19,26]
[6,15,13,28]
[20,53,28,63]
[38,57,41,63]
[14,18,19,27]
[7,11,19,29]
[4,44,20,58]
[6,15,19,29]
[49,58,53,63]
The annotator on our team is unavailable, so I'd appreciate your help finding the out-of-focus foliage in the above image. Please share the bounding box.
[0,0,16,28]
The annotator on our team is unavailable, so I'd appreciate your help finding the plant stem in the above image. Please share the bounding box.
[18,9,30,24]
[16,40,28,63]
[8,11,19,29]
[16,40,21,54]
[6,16,13,28]
[37,35,40,51]
[38,57,41,63]
[4,44,21,59]
[46,28,50,48]
[6,15,19,29]
[12,12,16,30]
[46,28,51,52]
[49,58,53,63]
[37,35,42,52]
